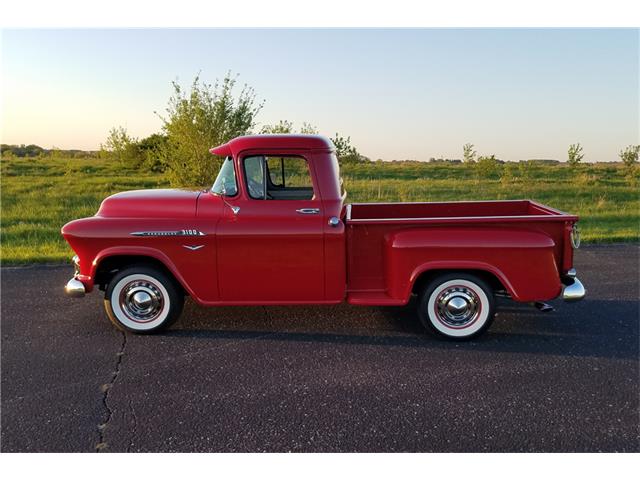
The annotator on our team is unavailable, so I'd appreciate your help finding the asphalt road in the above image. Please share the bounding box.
[1,245,638,452]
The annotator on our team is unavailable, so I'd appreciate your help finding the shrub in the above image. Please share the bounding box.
[260,120,318,135]
[101,127,145,168]
[500,162,518,185]
[157,73,263,188]
[463,143,476,163]
[332,133,367,163]
[567,143,584,166]
[475,155,499,178]
[619,145,639,176]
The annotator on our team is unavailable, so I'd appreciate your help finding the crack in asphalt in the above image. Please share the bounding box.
[127,399,138,453]
[95,330,127,452]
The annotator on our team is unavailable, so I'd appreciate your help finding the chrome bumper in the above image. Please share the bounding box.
[65,255,85,298]
[562,269,586,302]
[65,278,86,297]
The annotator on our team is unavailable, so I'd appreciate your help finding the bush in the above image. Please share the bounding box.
[138,134,168,172]
[332,133,368,163]
[500,162,518,185]
[260,120,294,134]
[463,143,476,163]
[157,73,262,188]
[475,155,499,178]
[568,143,584,166]
[260,120,318,135]
[101,127,145,168]
[619,145,639,175]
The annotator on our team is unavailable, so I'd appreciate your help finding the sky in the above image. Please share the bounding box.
[1,28,638,161]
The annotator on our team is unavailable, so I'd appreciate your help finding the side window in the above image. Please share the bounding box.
[243,156,315,200]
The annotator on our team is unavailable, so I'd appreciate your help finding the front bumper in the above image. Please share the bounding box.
[64,255,85,298]
[561,268,586,302]
[65,278,86,297]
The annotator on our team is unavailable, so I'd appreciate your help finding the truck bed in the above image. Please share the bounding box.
[344,200,578,304]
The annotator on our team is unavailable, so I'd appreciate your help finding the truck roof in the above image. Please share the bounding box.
[210,134,335,157]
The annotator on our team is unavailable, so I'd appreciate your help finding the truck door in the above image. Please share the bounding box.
[216,153,325,302]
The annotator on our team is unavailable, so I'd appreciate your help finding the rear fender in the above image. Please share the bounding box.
[384,227,561,303]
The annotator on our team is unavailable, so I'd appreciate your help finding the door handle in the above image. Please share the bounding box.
[296,208,320,215]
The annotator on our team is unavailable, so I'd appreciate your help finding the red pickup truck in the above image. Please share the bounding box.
[62,135,585,339]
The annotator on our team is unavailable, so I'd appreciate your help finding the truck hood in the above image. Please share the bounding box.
[97,189,202,218]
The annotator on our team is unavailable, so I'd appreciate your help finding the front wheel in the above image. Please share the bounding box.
[104,265,184,334]
[418,273,495,340]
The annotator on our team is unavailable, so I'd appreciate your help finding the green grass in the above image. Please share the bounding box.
[1,156,638,264]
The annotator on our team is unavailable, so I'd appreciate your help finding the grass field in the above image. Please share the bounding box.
[1,156,638,264]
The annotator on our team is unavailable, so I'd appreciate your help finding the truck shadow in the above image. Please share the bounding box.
[161,298,639,361]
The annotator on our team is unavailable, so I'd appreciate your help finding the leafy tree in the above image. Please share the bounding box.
[260,120,294,134]
[260,120,318,135]
[299,122,318,134]
[138,133,169,172]
[500,161,518,185]
[101,127,144,168]
[1,144,46,158]
[475,155,499,178]
[567,143,584,166]
[463,143,476,163]
[157,73,263,187]
[331,133,367,163]
[518,160,533,181]
[619,144,640,168]
[331,134,357,157]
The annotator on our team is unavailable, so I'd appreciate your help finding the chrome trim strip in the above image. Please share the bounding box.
[130,230,205,237]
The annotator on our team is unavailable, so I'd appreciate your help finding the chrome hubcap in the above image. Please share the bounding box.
[435,286,480,327]
[119,280,164,323]
[132,291,152,309]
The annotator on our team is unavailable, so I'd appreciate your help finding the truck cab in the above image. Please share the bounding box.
[205,135,347,304]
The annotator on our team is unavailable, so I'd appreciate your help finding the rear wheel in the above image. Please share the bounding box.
[104,265,183,334]
[418,273,495,340]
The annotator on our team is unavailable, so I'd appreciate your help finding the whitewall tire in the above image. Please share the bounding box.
[104,266,183,334]
[418,273,495,340]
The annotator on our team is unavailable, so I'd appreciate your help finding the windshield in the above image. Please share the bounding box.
[211,156,237,196]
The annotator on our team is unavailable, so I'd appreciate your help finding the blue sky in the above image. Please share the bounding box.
[2,28,638,161]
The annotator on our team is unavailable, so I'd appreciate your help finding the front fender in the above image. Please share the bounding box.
[90,246,198,298]
[384,227,561,303]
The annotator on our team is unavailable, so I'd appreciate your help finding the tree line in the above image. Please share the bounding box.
[0,144,99,159]
[459,142,638,177]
